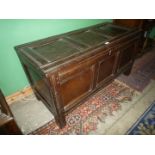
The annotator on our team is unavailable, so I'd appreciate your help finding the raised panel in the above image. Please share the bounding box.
[97,54,116,85]
[59,67,94,106]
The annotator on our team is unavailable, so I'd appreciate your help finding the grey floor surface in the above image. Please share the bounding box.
[10,94,54,134]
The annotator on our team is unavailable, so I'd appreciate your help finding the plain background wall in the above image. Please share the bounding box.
[0,19,112,96]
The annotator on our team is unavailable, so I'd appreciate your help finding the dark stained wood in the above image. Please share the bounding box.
[114,19,155,54]
[97,53,116,85]
[60,66,94,106]
[15,22,142,128]
[0,90,22,135]
[118,43,135,72]
[113,19,143,28]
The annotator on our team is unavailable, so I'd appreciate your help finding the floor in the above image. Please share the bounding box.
[10,49,155,135]
[106,80,155,134]
[10,94,54,134]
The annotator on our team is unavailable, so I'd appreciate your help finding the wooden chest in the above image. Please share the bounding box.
[15,22,142,128]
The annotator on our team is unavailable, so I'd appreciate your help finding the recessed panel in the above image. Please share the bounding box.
[68,31,108,47]
[97,55,116,84]
[119,44,134,69]
[60,68,93,106]
[97,25,127,37]
[32,39,80,62]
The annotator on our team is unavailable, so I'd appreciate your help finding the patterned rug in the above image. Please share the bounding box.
[127,100,155,135]
[30,80,137,135]
[117,51,155,92]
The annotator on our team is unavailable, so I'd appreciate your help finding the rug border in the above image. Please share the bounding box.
[126,100,155,135]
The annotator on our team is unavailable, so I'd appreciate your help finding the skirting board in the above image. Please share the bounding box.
[6,86,33,105]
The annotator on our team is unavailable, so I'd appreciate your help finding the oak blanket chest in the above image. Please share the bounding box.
[15,22,142,128]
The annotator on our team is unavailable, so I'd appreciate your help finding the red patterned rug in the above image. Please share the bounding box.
[117,50,155,92]
[30,80,135,135]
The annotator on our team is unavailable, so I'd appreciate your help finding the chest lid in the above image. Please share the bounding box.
[15,23,131,69]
